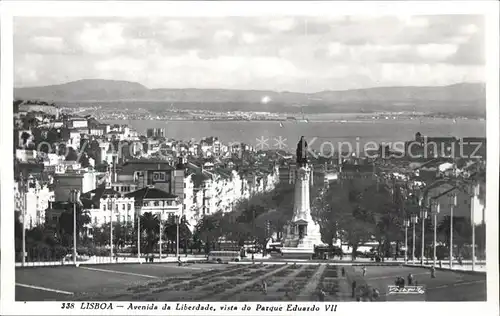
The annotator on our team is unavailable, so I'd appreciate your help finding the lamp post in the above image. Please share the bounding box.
[420,206,427,265]
[471,183,479,271]
[175,215,180,258]
[410,214,418,264]
[448,192,457,269]
[431,200,440,267]
[70,189,80,266]
[137,208,141,264]
[20,174,27,267]
[403,218,410,263]
[158,212,162,262]
[109,195,117,263]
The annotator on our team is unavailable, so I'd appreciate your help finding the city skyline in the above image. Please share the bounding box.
[14,15,484,93]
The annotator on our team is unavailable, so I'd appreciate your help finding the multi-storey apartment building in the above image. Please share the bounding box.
[14,177,55,228]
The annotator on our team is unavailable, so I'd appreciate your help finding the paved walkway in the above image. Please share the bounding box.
[15,255,207,267]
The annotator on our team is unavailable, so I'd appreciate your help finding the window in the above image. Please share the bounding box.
[121,215,125,222]
[154,201,160,207]
[103,204,107,211]
[143,202,148,207]
[128,204,132,211]
[94,217,98,224]
[127,215,131,222]
[167,201,172,206]
[122,204,126,210]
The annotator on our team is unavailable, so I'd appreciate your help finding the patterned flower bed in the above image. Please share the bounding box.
[221,267,253,277]
[273,266,295,277]
[172,278,207,291]
[295,266,318,278]
[287,264,303,270]
[191,265,240,278]
[277,279,308,293]
[207,278,242,295]
[322,268,339,278]
[242,268,270,278]
[242,278,279,292]
[318,279,339,296]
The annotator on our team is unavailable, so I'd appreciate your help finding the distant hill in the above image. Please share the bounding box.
[14,79,486,116]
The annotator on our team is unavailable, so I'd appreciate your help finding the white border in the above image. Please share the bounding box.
[1,1,499,315]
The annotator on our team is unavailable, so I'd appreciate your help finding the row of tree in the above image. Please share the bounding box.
[15,177,486,261]
[192,178,486,260]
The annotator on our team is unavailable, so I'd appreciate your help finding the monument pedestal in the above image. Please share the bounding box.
[272,158,324,259]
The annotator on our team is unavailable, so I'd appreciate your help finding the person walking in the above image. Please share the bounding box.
[284,290,292,300]
[177,256,182,266]
[262,280,268,295]
[431,265,436,278]
[362,266,367,277]
[351,280,357,298]
[341,267,346,277]
[408,273,413,286]
[318,288,326,301]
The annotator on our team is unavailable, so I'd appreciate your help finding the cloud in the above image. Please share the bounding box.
[13,15,485,92]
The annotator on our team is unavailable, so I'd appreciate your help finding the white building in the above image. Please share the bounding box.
[81,187,135,227]
[14,178,54,228]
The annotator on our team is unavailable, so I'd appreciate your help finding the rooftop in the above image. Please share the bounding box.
[125,187,178,200]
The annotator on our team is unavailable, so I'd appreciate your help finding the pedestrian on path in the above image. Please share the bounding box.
[408,273,413,286]
[351,280,357,298]
[362,266,367,277]
[439,260,442,268]
[318,289,326,301]
[341,267,346,277]
[284,290,292,300]
[431,266,436,278]
[262,280,268,295]
[177,256,182,266]
[372,288,380,301]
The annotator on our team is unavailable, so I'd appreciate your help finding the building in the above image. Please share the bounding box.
[67,117,88,129]
[44,201,73,230]
[424,180,485,225]
[14,177,55,228]
[16,149,38,163]
[146,128,165,138]
[81,186,135,228]
[88,124,110,136]
[125,186,181,220]
[53,171,98,201]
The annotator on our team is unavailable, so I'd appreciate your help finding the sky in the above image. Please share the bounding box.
[14,15,484,93]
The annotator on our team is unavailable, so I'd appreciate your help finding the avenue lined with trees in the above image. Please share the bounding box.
[15,177,485,263]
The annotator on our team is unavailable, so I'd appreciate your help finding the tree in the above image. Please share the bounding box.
[139,212,160,254]
[194,212,224,252]
[57,204,91,247]
[163,216,192,253]
[92,224,110,247]
[437,216,472,258]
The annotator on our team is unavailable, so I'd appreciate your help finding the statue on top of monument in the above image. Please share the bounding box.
[296,136,308,167]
